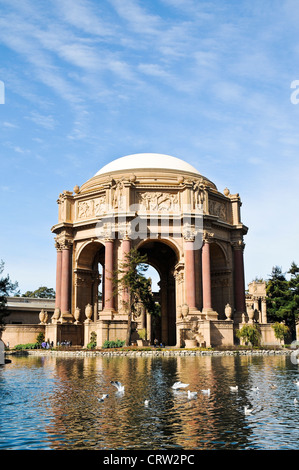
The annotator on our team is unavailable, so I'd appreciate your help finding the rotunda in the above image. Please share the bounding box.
[51,153,248,347]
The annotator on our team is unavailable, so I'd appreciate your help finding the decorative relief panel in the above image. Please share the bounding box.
[137,192,179,212]
[209,199,227,221]
[77,196,107,220]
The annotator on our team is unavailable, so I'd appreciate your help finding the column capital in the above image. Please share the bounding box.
[104,238,114,243]
[55,235,73,250]
[232,239,245,250]
[203,231,214,243]
[183,224,197,242]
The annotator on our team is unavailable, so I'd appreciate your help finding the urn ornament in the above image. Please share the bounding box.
[225,303,232,320]
[74,307,81,324]
[85,304,93,321]
[39,309,45,324]
[182,304,189,318]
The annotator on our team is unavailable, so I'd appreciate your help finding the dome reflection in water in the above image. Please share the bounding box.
[1,354,299,450]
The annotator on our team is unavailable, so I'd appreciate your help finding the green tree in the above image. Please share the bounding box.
[272,322,290,344]
[236,324,261,347]
[113,247,160,346]
[0,260,19,332]
[288,262,299,326]
[22,286,55,298]
[266,264,299,339]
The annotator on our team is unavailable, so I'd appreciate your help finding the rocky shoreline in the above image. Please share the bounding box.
[7,347,294,358]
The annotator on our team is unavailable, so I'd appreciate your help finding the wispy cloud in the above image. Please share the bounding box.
[27,112,57,130]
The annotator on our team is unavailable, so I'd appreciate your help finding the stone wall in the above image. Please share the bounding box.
[2,324,45,348]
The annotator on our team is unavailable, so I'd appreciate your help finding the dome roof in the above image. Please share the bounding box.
[94,153,200,176]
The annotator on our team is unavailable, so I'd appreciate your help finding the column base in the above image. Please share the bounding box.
[59,311,74,324]
[202,308,219,320]
[99,308,116,320]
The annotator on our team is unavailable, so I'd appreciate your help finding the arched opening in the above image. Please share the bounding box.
[75,241,105,322]
[137,239,178,346]
[210,242,232,318]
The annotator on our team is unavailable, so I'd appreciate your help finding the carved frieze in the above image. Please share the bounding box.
[77,195,107,220]
[209,199,227,221]
[138,192,179,212]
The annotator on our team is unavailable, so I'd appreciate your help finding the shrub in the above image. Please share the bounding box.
[87,331,97,350]
[102,339,125,349]
[36,332,45,345]
[272,322,290,343]
[137,328,147,340]
[14,343,39,350]
[236,324,261,347]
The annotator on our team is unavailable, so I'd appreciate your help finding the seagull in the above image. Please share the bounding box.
[201,388,210,396]
[230,386,238,392]
[110,380,125,392]
[293,380,299,387]
[251,387,259,392]
[294,398,298,405]
[244,406,253,415]
[187,390,198,399]
[98,394,109,402]
[144,399,150,406]
[172,381,189,390]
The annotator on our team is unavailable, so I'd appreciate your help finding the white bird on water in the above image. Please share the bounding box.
[244,406,253,415]
[251,387,259,392]
[110,381,125,392]
[144,399,150,406]
[187,390,198,399]
[294,380,299,387]
[172,381,189,390]
[201,388,210,396]
[230,386,238,392]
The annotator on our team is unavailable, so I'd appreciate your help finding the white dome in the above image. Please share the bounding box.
[95,153,200,176]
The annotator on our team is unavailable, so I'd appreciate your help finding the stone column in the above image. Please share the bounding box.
[202,240,212,310]
[202,233,218,319]
[61,243,71,314]
[160,277,168,344]
[59,240,73,323]
[261,298,267,323]
[55,245,62,309]
[184,238,196,309]
[232,240,246,322]
[146,312,152,343]
[104,238,114,313]
[122,236,131,308]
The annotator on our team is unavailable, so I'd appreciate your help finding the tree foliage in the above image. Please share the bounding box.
[0,260,19,332]
[272,322,290,344]
[113,247,160,346]
[266,263,299,339]
[236,324,261,347]
[22,286,55,298]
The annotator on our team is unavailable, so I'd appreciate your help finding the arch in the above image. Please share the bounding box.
[74,240,106,322]
[136,238,178,346]
[137,237,180,265]
[210,242,227,272]
[76,240,105,270]
[210,242,232,318]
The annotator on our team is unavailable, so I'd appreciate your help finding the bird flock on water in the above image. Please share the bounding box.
[97,377,299,414]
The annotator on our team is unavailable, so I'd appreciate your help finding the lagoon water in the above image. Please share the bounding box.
[1,353,299,450]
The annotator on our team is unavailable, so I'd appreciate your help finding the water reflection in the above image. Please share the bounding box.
[0,354,298,450]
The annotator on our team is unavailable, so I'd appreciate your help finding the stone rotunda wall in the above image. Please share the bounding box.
[50,153,251,348]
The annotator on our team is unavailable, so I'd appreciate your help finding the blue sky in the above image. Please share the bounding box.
[0,0,299,294]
